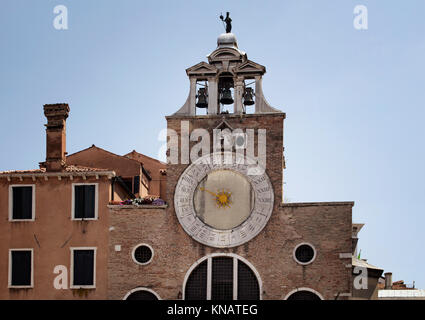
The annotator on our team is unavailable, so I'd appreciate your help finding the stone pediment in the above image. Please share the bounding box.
[186,62,218,77]
[234,60,266,75]
[215,117,234,131]
[208,47,247,64]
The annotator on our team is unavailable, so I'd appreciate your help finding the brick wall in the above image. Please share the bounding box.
[107,202,353,300]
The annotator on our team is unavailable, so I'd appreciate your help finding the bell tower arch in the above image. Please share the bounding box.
[174,31,280,116]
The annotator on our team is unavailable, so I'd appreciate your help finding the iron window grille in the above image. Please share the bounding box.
[185,255,260,300]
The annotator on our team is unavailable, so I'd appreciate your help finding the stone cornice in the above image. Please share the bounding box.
[280,201,355,208]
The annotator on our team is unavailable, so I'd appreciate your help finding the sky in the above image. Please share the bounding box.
[1,1,424,289]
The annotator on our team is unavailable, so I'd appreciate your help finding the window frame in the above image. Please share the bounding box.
[70,247,97,289]
[8,248,34,289]
[131,243,154,266]
[293,242,317,266]
[71,183,99,221]
[8,184,36,222]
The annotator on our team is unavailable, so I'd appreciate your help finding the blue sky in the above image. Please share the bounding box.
[1,1,424,288]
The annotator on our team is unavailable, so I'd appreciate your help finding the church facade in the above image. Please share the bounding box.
[107,31,354,300]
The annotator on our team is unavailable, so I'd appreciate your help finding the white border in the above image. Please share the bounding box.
[182,253,262,300]
[131,243,154,266]
[293,242,317,266]
[8,184,35,221]
[123,287,161,300]
[283,287,324,300]
[70,247,97,289]
[71,183,99,220]
[8,248,34,288]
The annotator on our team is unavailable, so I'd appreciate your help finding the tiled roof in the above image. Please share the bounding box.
[65,165,108,172]
[0,165,110,175]
[0,168,45,174]
[125,150,167,166]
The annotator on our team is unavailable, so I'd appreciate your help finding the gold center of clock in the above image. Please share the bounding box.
[217,191,232,208]
[199,187,232,208]
[194,169,254,230]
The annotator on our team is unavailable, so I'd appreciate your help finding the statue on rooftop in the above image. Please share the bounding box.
[220,12,232,33]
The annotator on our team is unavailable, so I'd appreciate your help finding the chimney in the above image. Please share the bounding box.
[43,104,70,172]
[384,272,392,289]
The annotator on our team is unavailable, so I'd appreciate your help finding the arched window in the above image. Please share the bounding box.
[124,288,160,300]
[184,254,261,300]
[285,289,323,300]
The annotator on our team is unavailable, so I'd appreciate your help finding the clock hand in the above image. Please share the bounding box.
[199,187,218,197]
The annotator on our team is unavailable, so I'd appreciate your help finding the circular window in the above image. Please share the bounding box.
[293,243,316,265]
[132,244,153,265]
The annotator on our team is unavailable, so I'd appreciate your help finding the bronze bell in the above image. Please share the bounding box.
[220,88,234,105]
[243,87,255,106]
[196,88,208,108]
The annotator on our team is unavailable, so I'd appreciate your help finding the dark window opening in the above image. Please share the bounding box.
[133,176,140,194]
[212,257,233,300]
[134,245,152,264]
[11,250,32,286]
[184,256,260,300]
[74,185,95,219]
[73,250,95,286]
[295,244,315,264]
[12,186,33,220]
[185,260,207,300]
[126,290,159,300]
[287,290,321,300]
[121,178,133,194]
[237,260,260,300]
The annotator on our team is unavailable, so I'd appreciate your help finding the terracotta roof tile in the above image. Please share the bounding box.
[0,165,110,175]
[0,168,46,174]
[64,165,108,172]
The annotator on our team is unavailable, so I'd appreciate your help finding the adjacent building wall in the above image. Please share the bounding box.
[0,176,111,299]
[67,146,148,197]
[124,151,167,199]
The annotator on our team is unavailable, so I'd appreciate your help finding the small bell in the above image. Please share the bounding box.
[220,88,234,105]
[196,88,208,108]
[243,87,255,106]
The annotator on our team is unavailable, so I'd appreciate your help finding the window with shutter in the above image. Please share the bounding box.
[72,249,95,287]
[133,175,140,194]
[11,186,33,220]
[10,250,32,287]
[73,185,96,219]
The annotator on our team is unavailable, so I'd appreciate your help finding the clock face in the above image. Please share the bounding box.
[174,152,274,248]
[194,169,255,230]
